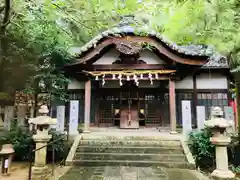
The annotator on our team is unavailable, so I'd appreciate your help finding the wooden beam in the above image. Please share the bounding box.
[92,64,174,70]
[65,64,176,71]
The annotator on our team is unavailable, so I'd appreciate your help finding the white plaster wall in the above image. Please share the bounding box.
[196,73,228,89]
[93,49,166,65]
[67,79,85,89]
[93,49,119,64]
[175,76,193,89]
[139,50,166,64]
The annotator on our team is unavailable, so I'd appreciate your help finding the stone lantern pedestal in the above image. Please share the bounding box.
[31,134,52,174]
[28,105,56,175]
[205,107,235,179]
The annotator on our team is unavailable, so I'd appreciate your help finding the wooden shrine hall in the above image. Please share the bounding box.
[64,24,230,133]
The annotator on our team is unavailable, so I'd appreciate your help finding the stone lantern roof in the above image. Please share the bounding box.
[205,107,232,129]
[28,105,57,125]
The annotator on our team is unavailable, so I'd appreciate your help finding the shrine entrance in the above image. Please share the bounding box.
[119,81,139,129]
[96,81,170,128]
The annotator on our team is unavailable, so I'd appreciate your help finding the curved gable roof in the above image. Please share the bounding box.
[73,25,214,57]
[69,25,228,68]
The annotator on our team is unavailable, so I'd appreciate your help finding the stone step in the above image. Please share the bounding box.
[77,145,184,154]
[79,139,181,146]
[82,135,180,141]
[72,159,195,169]
[74,152,187,162]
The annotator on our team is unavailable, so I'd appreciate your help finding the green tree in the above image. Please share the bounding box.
[9,0,155,104]
[148,0,240,63]
[1,0,240,105]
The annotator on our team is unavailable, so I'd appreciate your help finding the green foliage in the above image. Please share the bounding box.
[24,49,74,102]
[188,128,215,170]
[147,0,240,67]
[47,130,71,163]
[9,0,154,101]
[0,127,34,161]
[1,0,240,95]
[230,165,240,173]
[0,126,70,162]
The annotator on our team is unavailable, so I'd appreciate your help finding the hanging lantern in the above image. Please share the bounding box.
[140,74,143,79]
[112,74,116,80]
[155,73,159,79]
[127,75,130,81]
[95,76,99,80]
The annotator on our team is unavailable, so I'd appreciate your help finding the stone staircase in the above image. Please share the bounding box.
[66,133,195,169]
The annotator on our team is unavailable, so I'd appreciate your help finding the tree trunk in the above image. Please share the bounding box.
[0,0,11,93]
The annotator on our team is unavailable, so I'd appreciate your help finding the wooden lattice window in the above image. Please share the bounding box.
[144,93,162,125]
[197,92,228,118]
[98,95,115,125]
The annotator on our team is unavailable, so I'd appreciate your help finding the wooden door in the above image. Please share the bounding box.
[120,104,139,129]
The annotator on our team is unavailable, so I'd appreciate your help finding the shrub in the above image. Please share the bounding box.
[0,127,34,161]
[0,127,70,163]
[47,130,71,163]
[188,128,215,170]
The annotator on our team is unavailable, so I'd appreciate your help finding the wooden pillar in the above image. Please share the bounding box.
[193,75,197,127]
[84,80,91,133]
[169,78,177,134]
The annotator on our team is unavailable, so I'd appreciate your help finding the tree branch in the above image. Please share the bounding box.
[52,3,94,31]
[0,5,5,13]
[1,0,11,29]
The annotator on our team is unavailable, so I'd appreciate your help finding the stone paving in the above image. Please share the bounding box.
[59,166,208,180]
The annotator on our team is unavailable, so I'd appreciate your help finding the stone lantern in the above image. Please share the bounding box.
[28,105,57,175]
[0,144,14,176]
[205,107,235,179]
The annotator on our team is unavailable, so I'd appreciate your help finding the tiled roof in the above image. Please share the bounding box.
[69,25,228,68]
[179,45,228,68]
[203,53,228,68]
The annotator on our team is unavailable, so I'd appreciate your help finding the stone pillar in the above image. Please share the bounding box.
[84,80,91,133]
[16,106,27,126]
[4,106,14,131]
[32,134,51,173]
[169,78,177,134]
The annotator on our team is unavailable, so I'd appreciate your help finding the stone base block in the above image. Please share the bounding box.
[170,131,178,134]
[32,165,49,175]
[83,130,91,133]
[211,169,235,179]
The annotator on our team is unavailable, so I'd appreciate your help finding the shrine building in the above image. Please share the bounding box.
[64,22,231,132]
